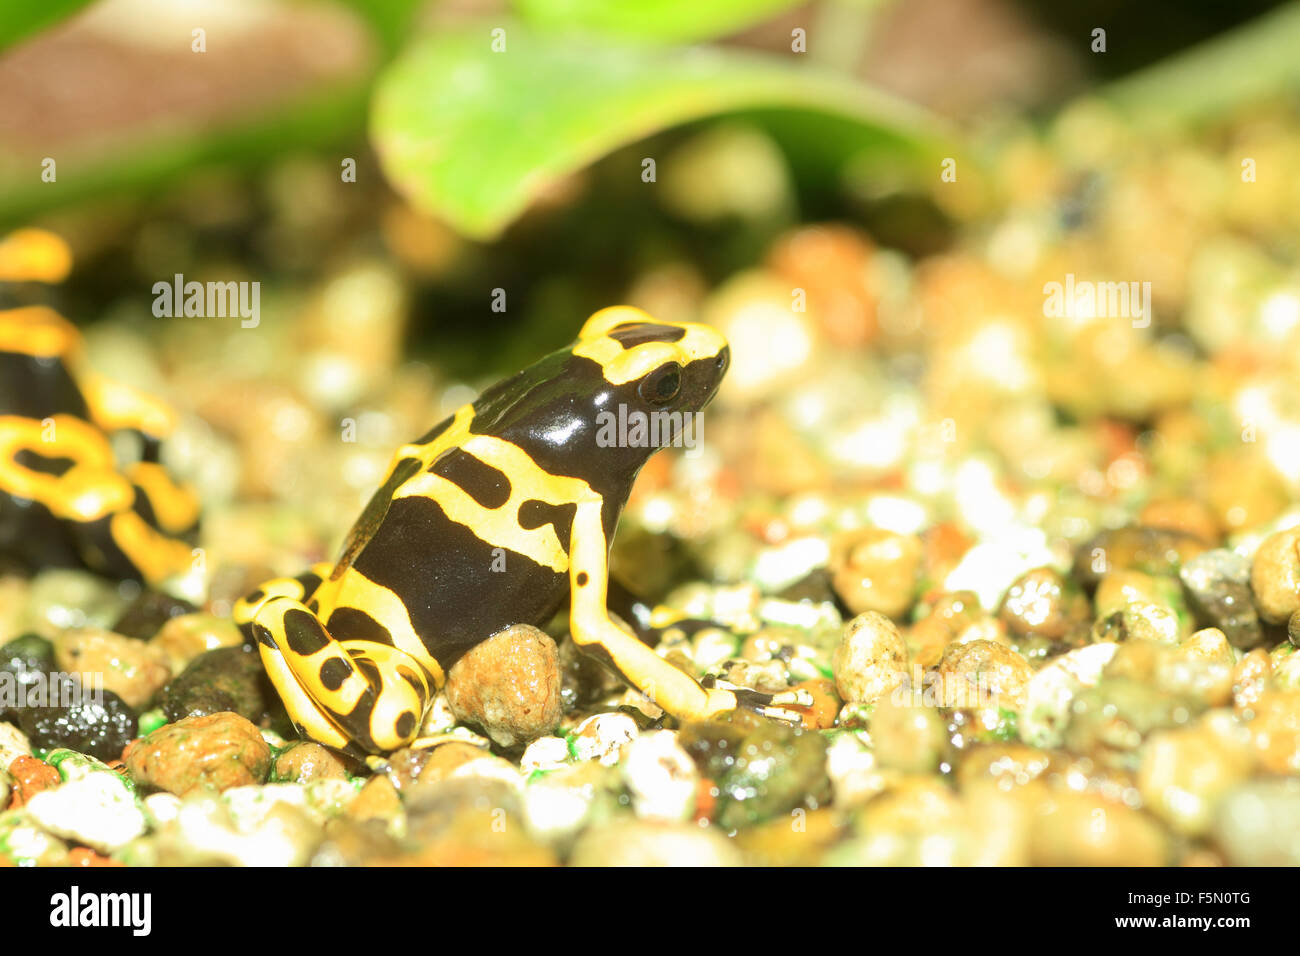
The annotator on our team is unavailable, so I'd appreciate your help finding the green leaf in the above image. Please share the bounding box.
[511,0,806,45]
[1102,3,1300,127]
[0,0,94,52]
[371,27,946,240]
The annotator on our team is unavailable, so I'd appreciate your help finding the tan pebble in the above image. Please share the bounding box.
[1138,497,1219,545]
[869,696,947,773]
[1250,527,1300,624]
[273,742,348,783]
[1245,691,1300,774]
[936,638,1032,711]
[54,628,171,710]
[1232,648,1270,712]
[1030,791,1169,866]
[348,775,402,823]
[444,624,562,748]
[416,742,491,784]
[1137,724,1252,836]
[829,528,923,620]
[150,613,243,674]
[124,712,271,795]
[833,611,908,703]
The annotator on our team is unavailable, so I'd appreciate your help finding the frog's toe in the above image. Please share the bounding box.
[702,677,811,725]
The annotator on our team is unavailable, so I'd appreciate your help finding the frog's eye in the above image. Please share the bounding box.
[639,362,682,404]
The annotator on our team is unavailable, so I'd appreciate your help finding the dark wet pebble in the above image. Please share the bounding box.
[1179,549,1263,649]
[158,645,269,723]
[1074,526,1207,589]
[17,681,138,761]
[1,633,54,720]
[678,721,748,781]
[715,722,830,830]
[111,591,197,640]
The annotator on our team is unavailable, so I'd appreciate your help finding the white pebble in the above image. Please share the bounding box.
[27,772,146,853]
[622,731,698,822]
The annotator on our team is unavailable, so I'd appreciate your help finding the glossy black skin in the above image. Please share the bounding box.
[330,339,729,672]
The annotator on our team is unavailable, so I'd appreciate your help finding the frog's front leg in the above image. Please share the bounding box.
[566,500,806,723]
[249,596,433,755]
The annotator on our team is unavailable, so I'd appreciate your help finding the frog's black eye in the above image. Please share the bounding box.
[640,363,682,404]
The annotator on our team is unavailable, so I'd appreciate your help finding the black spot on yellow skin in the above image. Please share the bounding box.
[319,657,351,692]
[609,322,687,348]
[518,498,576,552]
[577,572,589,586]
[284,608,330,656]
[13,449,76,476]
[430,449,512,509]
[395,711,416,738]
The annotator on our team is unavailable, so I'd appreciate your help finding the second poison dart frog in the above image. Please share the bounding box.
[235,306,808,756]
[0,230,199,585]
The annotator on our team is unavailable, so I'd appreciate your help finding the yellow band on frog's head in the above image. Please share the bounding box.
[0,229,73,284]
[574,306,729,387]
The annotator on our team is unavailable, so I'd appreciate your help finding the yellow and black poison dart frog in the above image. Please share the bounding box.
[235,306,807,756]
[0,229,200,585]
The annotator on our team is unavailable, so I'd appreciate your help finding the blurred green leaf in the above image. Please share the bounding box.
[511,0,806,44]
[335,0,426,55]
[1103,2,1300,127]
[0,0,93,52]
[371,26,946,240]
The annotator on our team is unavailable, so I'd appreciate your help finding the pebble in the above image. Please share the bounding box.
[18,686,138,761]
[1244,691,1300,774]
[6,754,60,807]
[519,736,571,774]
[444,623,561,748]
[124,711,272,795]
[824,733,890,808]
[1074,526,1206,589]
[1179,549,1263,648]
[26,770,147,853]
[21,570,125,637]
[272,742,349,783]
[346,775,402,825]
[569,818,741,866]
[0,634,54,707]
[1137,721,1253,836]
[53,628,171,710]
[0,720,32,767]
[1212,779,1300,865]
[159,645,268,724]
[149,612,244,674]
[415,741,494,785]
[716,722,830,830]
[828,528,923,620]
[143,789,320,866]
[571,713,639,766]
[1019,643,1116,748]
[833,611,908,703]
[1029,791,1169,865]
[622,730,698,822]
[522,761,618,843]
[1064,676,1201,764]
[936,638,1033,713]
[997,566,1090,643]
[1232,648,1270,712]
[1249,526,1300,624]
[868,696,948,773]
[111,591,196,640]
[0,808,70,866]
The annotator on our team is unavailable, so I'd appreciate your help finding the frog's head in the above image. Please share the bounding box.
[574,306,730,415]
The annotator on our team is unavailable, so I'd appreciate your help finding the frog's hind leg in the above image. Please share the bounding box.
[249,596,432,755]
